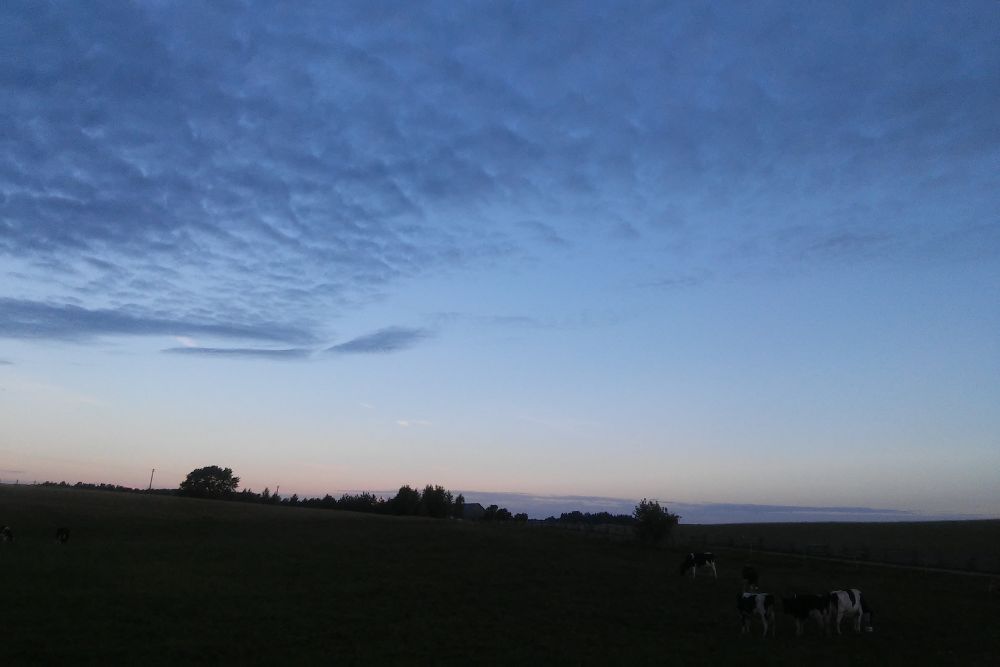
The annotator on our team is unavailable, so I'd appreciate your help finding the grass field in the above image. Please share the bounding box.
[2,485,999,665]
[676,520,1000,573]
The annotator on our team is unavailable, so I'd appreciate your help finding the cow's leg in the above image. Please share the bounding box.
[710,561,718,579]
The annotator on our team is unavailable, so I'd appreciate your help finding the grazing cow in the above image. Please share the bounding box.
[679,552,717,579]
[55,527,70,544]
[828,588,873,634]
[741,565,759,591]
[781,593,829,635]
[737,592,776,637]
[0,525,12,543]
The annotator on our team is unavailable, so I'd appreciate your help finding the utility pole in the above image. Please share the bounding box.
[148,468,156,491]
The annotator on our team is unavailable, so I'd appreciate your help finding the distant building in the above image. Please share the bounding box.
[461,502,485,520]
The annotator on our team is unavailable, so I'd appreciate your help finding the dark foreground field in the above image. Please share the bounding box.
[2,486,998,665]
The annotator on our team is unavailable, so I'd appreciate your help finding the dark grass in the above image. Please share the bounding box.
[2,485,999,665]
[677,520,1000,572]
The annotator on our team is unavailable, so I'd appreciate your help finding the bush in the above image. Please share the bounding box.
[633,498,678,546]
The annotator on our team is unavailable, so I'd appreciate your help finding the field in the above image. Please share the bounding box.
[677,520,1000,573]
[2,485,998,665]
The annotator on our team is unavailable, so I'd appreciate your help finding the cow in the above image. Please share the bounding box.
[741,565,759,591]
[781,593,829,636]
[0,525,12,543]
[55,527,70,544]
[738,592,776,637]
[828,588,873,634]
[679,552,717,578]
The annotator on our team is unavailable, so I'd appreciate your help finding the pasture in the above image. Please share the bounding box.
[677,520,1000,573]
[2,485,998,665]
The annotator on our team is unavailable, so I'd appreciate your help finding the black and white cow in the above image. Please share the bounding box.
[55,527,70,544]
[0,525,13,543]
[828,588,873,634]
[781,593,828,636]
[679,552,717,578]
[741,565,759,591]
[737,592,776,637]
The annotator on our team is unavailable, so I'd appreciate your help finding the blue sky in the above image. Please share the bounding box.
[1,1,998,520]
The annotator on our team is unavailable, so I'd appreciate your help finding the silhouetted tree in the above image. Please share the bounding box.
[391,485,421,515]
[452,493,465,519]
[420,484,453,518]
[178,466,240,499]
[513,512,529,522]
[482,504,514,522]
[339,492,385,513]
[633,498,678,546]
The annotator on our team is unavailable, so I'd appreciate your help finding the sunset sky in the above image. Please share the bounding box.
[2,1,998,520]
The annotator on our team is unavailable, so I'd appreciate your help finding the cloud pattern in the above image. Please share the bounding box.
[2,1,997,352]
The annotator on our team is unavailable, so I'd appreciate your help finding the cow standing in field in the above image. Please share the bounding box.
[55,527,70,544]
[0,526,12,543]
[741,565,759,591]
[828,588,873,634]
[738,592,776,637]
[679,552,717,579]
[781,593,829,636]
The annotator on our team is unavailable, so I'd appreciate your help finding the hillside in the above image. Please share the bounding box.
[1,485,998,665]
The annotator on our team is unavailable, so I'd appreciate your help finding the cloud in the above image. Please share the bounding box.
[162,347,311,360]
[396,419,431,428]
[517,220,569,247]
[453,492,990,522]
[0,298,313,344]
[327,327,430,354]
[0,359,12,366]
[642,271,712,289]
[0,0,996,334]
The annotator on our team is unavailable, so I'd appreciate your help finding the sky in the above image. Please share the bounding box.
[1,1,998,521]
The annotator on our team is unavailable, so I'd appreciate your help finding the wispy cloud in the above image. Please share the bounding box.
[327,327,430,354]
[162,347,312,360]
[0,298,314,344]
[396,419,432,428]
[641,271,712,289]
[0,359,13,366]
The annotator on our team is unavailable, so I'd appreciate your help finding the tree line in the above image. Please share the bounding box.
[39,467,681,542]
[176,465,503,520]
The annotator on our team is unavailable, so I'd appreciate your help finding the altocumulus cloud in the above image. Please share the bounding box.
[1,1,997,344]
